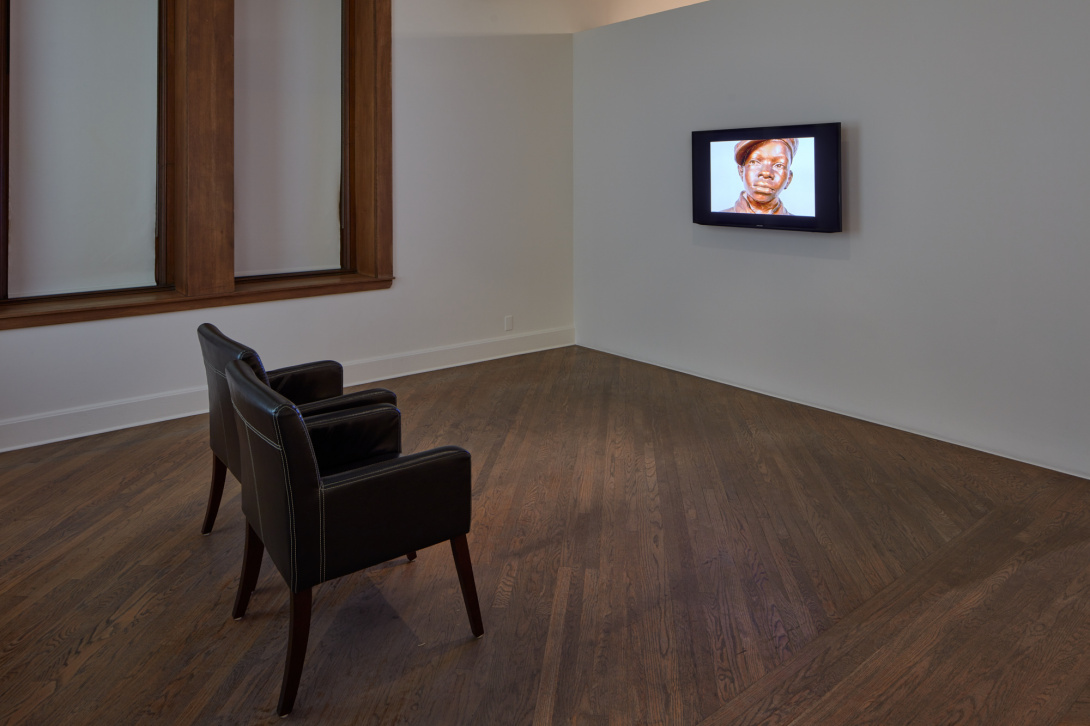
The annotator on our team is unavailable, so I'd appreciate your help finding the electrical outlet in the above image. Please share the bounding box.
[504,315,513,331]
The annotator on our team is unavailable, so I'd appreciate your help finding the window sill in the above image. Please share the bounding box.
[0,273,393,330]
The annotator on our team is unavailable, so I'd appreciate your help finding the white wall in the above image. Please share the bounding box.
[11,0,1089,483]
[391,0,575,36]
[569,0,708,31]
[0,5,575,451]
[395,0,709,35]
[573,0,1090,478]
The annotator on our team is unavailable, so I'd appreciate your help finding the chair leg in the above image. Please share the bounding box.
[406,551,417,562]
[450,535,484,637]
[201,454,228,535]
[233,523,264,620]
[277,588,312,717]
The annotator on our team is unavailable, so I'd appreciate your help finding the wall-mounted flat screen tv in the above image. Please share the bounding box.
[692,122,841,233]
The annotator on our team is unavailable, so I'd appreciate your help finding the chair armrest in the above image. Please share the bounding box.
[319,447,472,577]
[305,404,401,476]
[267,360,343,404]
[297,388,397,416]
[321,445,469,491]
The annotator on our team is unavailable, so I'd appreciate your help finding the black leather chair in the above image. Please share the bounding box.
[225,359,484,716]
[197,323,397,534]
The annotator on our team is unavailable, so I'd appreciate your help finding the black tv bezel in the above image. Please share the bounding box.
[692,122,842,233]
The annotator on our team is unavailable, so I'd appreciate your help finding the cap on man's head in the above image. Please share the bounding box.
[734,138,799,166]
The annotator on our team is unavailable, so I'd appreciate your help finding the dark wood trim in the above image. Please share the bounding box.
[341,0,392,279]
[342,0,363,272]
[339,0,351,272]
[0,273,392,330]
[171,0,234,297]
[155,0,176,287]
[373,0,393,279]
[0,0,393,328]
[0,0,9,301]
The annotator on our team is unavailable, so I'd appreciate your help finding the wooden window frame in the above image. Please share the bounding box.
[0,0,392,330]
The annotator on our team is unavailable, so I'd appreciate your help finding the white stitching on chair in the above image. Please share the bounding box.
[301,416,326,583]
[232,403,283,450]
[306,408,398,427]
[211,398,227,456]
[232,403,271,536]
[272,407,299,592]
[320,450,460,490]
[245,426,265,535]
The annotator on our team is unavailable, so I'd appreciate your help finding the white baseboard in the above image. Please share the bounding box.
[0,326,575,453]
[577,342,1090,482]
[0,387,210,454]
[341,325,576,385]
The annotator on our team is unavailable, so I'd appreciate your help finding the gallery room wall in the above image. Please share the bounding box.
[573,0,1090,477]
[0,4,575,450]
[400,0,709,35]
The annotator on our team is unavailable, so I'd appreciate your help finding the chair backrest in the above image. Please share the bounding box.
[197,323,271,476]
[226,359,322,593]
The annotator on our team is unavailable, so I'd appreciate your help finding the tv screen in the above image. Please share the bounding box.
[692,122,841,233]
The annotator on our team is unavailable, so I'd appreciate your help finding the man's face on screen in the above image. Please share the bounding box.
[738,139,793,204]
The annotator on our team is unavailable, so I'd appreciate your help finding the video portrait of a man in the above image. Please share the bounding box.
[710,137,815,216]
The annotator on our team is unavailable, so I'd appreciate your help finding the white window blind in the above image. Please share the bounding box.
[8,0,158,298]
[234,0,343,277]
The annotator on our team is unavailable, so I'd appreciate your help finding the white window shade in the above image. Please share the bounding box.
[8,0,158,298]
[234,0,343,278]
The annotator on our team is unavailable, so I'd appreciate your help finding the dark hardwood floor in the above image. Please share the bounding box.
[2,346,1090,724]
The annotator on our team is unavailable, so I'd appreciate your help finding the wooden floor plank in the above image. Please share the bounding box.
[1,346,1088,725]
